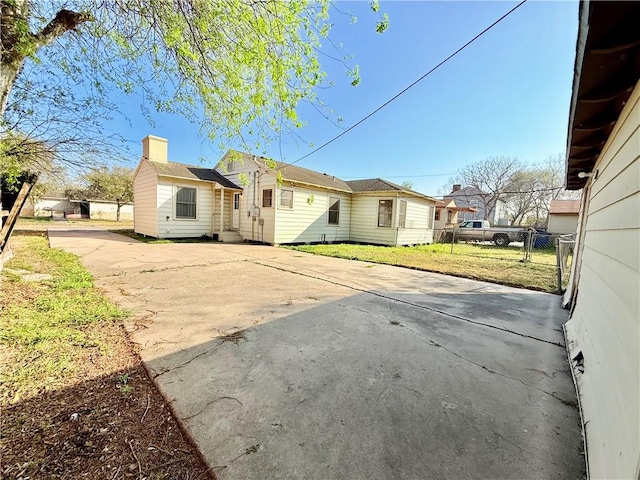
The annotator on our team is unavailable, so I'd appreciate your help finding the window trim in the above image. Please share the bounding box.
[262,188,273,208]
[233,193,241,210]
[328,196,340,226]
[398,200,407,228]
[377,199,393,228]
[279,189,294,209]
[175,186,197,220]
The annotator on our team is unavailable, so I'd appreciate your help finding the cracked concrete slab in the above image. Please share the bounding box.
[48,228,585,479]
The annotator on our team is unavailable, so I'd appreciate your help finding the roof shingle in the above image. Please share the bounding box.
[148,160,241,189]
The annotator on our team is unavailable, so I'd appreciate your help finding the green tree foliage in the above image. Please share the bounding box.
[80,167,134,221]
[1,0,388,181]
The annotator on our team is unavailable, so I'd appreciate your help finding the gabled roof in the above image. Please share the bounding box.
[435,198,477,212]
[268,160,352,193]
[346,178,436,201]
[147,160,241,189]
[549,199,581,215]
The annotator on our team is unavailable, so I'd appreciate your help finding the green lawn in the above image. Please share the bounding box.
[1,236,128,403]
[287,243,559,293]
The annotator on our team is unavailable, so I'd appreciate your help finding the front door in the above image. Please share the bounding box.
[232,193,240,230]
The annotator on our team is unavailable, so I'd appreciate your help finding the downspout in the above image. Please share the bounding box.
[252,170,256,242]
[394,194,400,246]
[210,183,216,237]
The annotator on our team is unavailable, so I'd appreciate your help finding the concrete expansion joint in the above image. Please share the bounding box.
[248,259,565,349]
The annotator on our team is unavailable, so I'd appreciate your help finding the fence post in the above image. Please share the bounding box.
[555,237,563,294]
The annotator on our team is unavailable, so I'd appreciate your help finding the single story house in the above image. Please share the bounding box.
[562,2,639,479]
[133,136,437,245]
[547,199,580,234]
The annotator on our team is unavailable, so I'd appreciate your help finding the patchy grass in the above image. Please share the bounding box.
[287,243,559,293]
[1,236,127,403]
[114,229,217,244]
[1,235,212,479]
[15,216,133,232]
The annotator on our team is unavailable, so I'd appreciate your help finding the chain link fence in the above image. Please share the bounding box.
[434,228,573,290]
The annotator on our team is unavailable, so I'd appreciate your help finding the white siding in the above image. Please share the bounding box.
[32,198,73,217]
[156,178,213,238]
[212,188,233,232]
[89,201,133,221]
[134,161,158,237]
[215,155,276,244]
[396,198,435,245]
[547,214,578,235]
[274,184,351,244]
[565,81,640,480]
[349,196,398,246]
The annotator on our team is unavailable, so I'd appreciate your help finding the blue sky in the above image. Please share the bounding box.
[112,1,579,197]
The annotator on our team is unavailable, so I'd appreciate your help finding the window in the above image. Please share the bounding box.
[233,193,240,210]
[262,189,273,208]
[328,197,340,225]
[175,187,196,219]
[435,209,441,221]
[280,189,293,209]
[398,200,407,228]
[378,199,393,227]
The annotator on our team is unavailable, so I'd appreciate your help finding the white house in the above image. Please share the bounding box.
[547,199,580,235]
[563,2,639,479]
[133,137,437,245]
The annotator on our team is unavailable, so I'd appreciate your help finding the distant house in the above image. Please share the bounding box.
[562,2,639,479]
[434,198,476,232]
[22,196,133,221]
[133,136,437,246]
[547,199,580,234]
[443,184,507,224]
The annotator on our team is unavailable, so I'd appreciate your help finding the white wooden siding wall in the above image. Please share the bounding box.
[349,196,397,246]
[32,198,73,216]
[274,184,351,244]
[212,188,232,232]
[134,161,158,236]
[89,202,133,221]
[156,178,213,238]
[216,159,277,243]
[547,214,578,235]
[564,81,640,480]
[396,198,435,245]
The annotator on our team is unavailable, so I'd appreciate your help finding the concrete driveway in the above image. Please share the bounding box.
[48,228,584,479]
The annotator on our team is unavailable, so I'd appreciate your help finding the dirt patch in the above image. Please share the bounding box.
[1,323,214,480]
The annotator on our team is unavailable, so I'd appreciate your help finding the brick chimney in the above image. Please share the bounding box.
[142,135,168,163]
[452,184,461,192]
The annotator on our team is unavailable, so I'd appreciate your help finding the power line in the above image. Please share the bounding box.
[280,0,528,169]
[340,171,459,179]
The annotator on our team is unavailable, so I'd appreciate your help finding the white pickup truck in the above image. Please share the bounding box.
[443,220,526,246]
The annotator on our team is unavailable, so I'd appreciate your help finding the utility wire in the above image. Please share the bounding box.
[280,0,528,168]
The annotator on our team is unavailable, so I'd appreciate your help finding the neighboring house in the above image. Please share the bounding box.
[562,2,639,479]
[133,136,437,245]
[22,196,134,221]
[443,184,507,224]
[547,199,580,234]
[434,198,476,231]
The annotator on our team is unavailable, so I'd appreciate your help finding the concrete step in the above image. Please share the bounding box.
[219,231,243,243]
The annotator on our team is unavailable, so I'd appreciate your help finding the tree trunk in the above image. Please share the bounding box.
[0,61,23,116]
[116,204,121,222]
